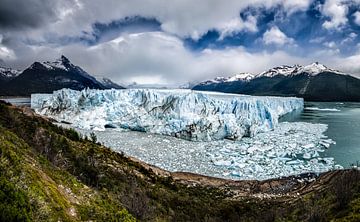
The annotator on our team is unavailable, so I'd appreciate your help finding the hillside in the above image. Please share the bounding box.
[193,63,360,101]
[0,101,359,221]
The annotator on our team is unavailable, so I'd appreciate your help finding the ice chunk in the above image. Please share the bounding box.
[305,107,340,112]
[71,121,339,181]
[31,88,303,141]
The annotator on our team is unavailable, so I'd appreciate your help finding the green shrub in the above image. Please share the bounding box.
[0,177,31,222]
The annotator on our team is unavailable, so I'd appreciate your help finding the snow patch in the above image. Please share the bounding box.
[0,67,21,78]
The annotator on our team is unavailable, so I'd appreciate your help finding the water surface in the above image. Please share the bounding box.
[282,102,360,168]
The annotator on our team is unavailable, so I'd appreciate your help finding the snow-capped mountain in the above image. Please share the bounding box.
[258,62,342,78]
[95,76,124,89]
[193,63,360,101]
[0,55,124,96]
[198,73,254,86]
[200,63,342,84]
[257,65,302,78]
[0,66,21,79]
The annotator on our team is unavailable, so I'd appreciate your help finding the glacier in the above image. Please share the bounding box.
[31,88,303,141]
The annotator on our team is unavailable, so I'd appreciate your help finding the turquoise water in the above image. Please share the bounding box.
[282,102,360,168]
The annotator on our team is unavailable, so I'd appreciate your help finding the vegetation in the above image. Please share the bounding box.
[0,100,359,221]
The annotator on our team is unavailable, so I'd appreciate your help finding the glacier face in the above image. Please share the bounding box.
[31,88,303,141]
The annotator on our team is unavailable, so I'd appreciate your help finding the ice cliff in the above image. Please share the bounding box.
[31,89,303,141]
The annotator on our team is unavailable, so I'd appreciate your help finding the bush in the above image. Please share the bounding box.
[89,132,97,143]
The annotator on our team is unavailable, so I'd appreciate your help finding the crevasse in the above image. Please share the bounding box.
[31,88,303,141]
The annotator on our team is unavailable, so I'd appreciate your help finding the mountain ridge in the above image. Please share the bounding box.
[0,55,124,96]
[193,63,360,101]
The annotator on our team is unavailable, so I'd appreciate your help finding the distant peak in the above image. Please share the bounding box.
[300,62,330,75]
[60,55,70,63]
[36,55,74,71]
[307,62,327,68]
[0,66,21,78]
[258,65,301,77]
[257,62,342,77]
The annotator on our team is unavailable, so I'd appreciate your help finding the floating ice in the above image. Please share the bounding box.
[31,88,303,141]
[67,121,339,180]
[305,107,340,112]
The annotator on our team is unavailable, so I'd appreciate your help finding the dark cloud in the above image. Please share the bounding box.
[0,0,58,30]
[89,16,161,44]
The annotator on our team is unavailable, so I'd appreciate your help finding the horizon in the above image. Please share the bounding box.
[0,0,360,85]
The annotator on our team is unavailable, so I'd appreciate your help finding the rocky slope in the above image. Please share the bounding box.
[0,56,124,96]
[0,67,21,81]
[0,100,359,221]
[193,63,360,101]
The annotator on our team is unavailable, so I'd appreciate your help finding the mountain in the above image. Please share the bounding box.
[1,101,360,221]
[0,66,21,81]
[193,63,360,101]
[126,82,176,89]
[0,55,124,96]
[95,76,124,89]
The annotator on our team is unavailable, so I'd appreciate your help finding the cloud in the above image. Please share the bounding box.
[282,0,314,14]
[341,32,357,44]
[4,31,360,85]
[263,26,295,46]
[354,11,360,25]
[65,32,360,83]
[1,0,360,84]
[0,0,314,41]
[322,0,348,30]
[218,15,258,40]
[0,0,75,31]
[323,41,337,48]
[0,35,16,60]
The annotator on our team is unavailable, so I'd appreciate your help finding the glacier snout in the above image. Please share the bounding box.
[31,89,303,141]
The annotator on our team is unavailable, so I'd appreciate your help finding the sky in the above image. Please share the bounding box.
[0,0,360,85]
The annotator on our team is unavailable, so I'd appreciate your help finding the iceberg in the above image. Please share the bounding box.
[31,88,303,141]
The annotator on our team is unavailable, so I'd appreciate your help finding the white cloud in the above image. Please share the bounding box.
[16,0,314,41]
[4,31,360,85]
[341,32,357,44]
[69,32,360,83]
[5,32,307,84]
[322,0,348,30]
[263,26,295,46]
[283,0,314,13]
[218,15,258,40]
[323,41,337,48]
[309,37,326,44]
[354,11,360,25]
[327,53,360,74]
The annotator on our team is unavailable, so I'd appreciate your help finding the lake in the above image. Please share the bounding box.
[282,102,360,168]
[76,101,360,179]
[0,97,31,106]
